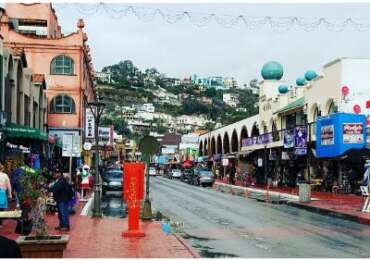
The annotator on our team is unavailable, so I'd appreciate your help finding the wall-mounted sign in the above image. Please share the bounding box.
[320,125,334,145]
[6,142,30,154]
[98,127,113,145]
[85,107,95,139]
[343,123,364,144]
[316,113,366,158]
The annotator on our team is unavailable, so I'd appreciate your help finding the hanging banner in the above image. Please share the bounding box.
[294,125,307,155]
[320,125,334,145]
[343,123,364,144]
[283,129,294,148]
[85,107,96,139]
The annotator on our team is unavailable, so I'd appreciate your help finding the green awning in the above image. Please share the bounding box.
[273,97,305,115]
[1,123,48,141]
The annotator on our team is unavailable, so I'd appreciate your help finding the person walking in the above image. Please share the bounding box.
[49,170,71,231]
[0,163,12,228]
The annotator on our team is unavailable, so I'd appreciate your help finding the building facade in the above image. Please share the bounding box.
[199,59,370,191]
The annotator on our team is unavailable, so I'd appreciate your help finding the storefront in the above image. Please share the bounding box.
[316,113,368,193]
[0,123,51,172]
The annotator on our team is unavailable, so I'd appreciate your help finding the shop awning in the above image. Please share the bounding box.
[273,97,305,115]
[2,123,48,141]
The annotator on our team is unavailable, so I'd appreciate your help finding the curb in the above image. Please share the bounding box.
[287,201,370,226]
[173,233,200,258]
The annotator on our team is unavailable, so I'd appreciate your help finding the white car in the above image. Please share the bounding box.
[149,167,157,176]
[171,169,182,179]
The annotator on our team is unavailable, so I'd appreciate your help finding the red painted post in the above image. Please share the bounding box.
[122,163,145,238]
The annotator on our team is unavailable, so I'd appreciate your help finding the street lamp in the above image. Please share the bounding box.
[88,99,105,218]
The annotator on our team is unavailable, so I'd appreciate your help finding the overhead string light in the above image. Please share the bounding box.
[56,3,370,32]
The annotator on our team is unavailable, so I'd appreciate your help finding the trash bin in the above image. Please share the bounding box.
[298,183,311,202]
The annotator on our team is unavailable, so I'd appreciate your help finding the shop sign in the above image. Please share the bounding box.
[241,133,272,147]
[283,129,294,148]
[6,142,30,153]
[62,134,81,157]
[85,107,95,139]
[343,123,364,144]
[83,142,92,151]
[294,125,307,155]
[98,127,113,145]
[320,125,334,145]
[222,158,229,166]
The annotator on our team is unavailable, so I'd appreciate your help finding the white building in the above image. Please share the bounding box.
[223,93,239,107]
[95,71,112,84]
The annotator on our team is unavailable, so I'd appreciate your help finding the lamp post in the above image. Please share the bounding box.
[88,100,105,218]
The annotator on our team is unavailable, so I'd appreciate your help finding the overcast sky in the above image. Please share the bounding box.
[53,2,370,85]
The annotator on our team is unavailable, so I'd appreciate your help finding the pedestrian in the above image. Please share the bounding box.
[11,164,24,208]
[49,170,71,231]
[0,235,22,258]
[0,162,12,228]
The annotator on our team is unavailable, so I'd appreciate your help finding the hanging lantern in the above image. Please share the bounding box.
[353,104,361,114]
[341,86,349,96]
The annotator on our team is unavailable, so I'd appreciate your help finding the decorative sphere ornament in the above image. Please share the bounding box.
[341,86,349,96]
[304,70,317,81]
[353,104,361,114]
[296,77,306,86]
[278,84,289,94]
[261,61,284,80]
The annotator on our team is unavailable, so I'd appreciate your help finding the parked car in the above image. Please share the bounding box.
[149,167,157,177]
[191,168,214,187]
[171,169,182,179]
[181,169,193,183]
[102,169,123,195]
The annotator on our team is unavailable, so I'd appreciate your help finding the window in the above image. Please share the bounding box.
[50,95,75,113]
[50,55,74,75]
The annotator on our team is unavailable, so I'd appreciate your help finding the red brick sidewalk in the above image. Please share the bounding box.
[215,180,370,225]
[0,201,198,258]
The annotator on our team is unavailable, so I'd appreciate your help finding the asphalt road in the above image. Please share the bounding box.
[149,176,370,258]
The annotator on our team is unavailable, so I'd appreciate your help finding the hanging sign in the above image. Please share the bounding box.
[283,129,294,148]
[294,125,307,155]
[343,123,364,144]
[320,125,334,145]
[85,107,95,139]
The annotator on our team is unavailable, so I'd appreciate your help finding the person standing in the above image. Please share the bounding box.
[0,162,12,228]
[49,170,71,231]
[0,235,22,258]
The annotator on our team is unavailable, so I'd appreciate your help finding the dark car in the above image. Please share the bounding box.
[102,169,123,195]
[181,169,193,183]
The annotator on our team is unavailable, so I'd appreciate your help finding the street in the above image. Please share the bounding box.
[148,177,370,258]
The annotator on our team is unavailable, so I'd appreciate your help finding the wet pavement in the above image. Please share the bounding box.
[102,191,127,218]
[149,176,370,258]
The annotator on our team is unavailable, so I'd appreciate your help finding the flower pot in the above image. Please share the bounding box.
[16,235,69,258]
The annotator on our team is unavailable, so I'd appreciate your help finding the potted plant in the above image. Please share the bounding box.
[16,166,69,258]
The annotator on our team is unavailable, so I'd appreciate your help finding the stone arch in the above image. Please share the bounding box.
[325,98,336,115]
[231,129,238,152]
[211,137,216,155]
[204,139,208,155]
[216,134,222,154]
[251,122,260,137]
[240,126,248,148]
[199,140,203,156]
[223,132,230,154]
[271,119,279,141]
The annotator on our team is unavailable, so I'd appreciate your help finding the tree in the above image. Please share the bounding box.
[204,87,217,98]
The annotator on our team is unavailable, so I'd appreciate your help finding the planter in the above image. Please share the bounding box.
[16,235,69,258]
